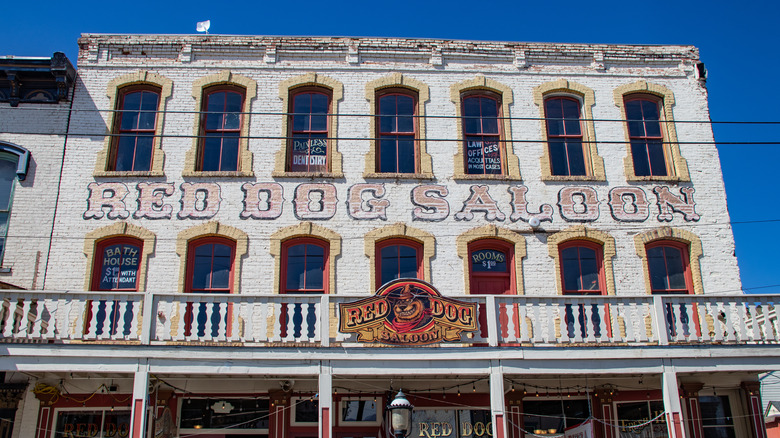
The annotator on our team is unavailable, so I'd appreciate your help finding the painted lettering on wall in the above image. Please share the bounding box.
[84,183,700,224]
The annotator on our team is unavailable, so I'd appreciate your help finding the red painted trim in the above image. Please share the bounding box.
[376,89,419,174]
[666,412,684,438]
[602,404,614,438]
[111,86,162,172]
[322,406,331,438]
[646,240,694,294]
[132,399,144,438]
[685,397,704,438]
[37,407,49,438]
[197,85,246,171]
[467,238,516,296]
[750,395,768,438]
[559,240,606,295]
[185,236,236,294]
[91,236,144,291]
[493,413,505,438]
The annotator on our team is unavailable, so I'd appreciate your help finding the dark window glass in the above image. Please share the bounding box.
[545,97,586,176]
[285,242,326,293]
[0,156,16,264]
[463,95,502,175]
[700,396,736,438]
[290,91,329,172]
[342,400,378,422]
[377,93,416,173]
[97,241,142,290]
[180,398,270,430]
[616,401,667,437]
[561,245,600,293]
[112,88,160,172]
[200,89,244,171]
[190,242,233,293]
[523,399,590,433]
[648,244,688,292]
[626,98,667,177]
[379,244,419,286]
[470,249,508,272]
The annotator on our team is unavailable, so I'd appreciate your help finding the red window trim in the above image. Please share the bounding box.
[280,237,330,294]
[110,85,162,172]
[461,92,504,175]
[376,88,419,174]
[197,85,246,171]
[375,238,423,289]
[467,239,516,295]
[646,240,693,294]
[544,95,586,176]
[624,94,668,176]
[287,87,332,172]
[559,240,606,295]
[185,236,236,294]
[91,236,144,291]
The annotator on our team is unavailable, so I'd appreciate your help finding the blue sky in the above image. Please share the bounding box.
[4,0,779,293]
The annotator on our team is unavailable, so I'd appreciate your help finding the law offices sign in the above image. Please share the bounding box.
[338,279,478,345]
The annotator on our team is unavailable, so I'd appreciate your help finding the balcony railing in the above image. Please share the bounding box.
[0,291,777,347]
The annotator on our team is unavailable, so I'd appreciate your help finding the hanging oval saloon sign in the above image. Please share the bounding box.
[338,279,478,346]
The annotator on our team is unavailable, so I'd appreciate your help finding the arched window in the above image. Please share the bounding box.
[544,96,586,176]
[377,90,418,174]
[376,239,422,288]
[185,237,236,294]
[646,241,692,294]
[198,86,245,172]
[110,86,161,171]
[281,238,329,294]
[91,237,144,291]
[0,150,22,264]
[624,95,667,177]
[467,239,514,295]
[462,93,503,175]
[288,88,331,173]
[559,241,604,295]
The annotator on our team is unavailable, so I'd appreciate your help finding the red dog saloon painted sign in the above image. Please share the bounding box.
[338,279,477,346]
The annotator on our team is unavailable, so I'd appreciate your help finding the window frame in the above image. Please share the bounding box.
[375,238,423,289]
[614,81,690,182]
[286,87,333,173]
[375,88,419,175]
[634,228,703,295]
[196,85,246,173]
[184,236,236,294]
[467,238,516,295]
[280,237,330,294]
[624,94,669,178]
[90,236,144,292]
[645,240,693,294]
[558,240,606,295]
[108,85,162,172]
[543,95,588,177]
[460,91,505,176]
[0,152,18,266]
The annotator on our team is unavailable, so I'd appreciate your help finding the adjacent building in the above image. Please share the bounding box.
[0,35,776,438]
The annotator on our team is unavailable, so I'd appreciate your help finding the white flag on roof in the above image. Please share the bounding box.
[196,20,211,33]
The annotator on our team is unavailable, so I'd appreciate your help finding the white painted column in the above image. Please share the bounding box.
[662,367,687,438]
[489,360,507,438]
[15,380,40,438]
[319,361,332,438]
[131,362,150,438]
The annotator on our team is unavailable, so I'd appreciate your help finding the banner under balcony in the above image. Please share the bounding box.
[338,279,478,346]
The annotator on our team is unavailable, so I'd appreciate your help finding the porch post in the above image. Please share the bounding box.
[319,361,332,438]
[741,381,768,438]
[130,362,150,438]
[662,367,687,438]
[489,360,507,438]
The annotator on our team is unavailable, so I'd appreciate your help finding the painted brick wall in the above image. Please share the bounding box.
[43,35,741,297]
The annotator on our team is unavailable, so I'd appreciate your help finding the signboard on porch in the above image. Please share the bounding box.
[338,279,477,346]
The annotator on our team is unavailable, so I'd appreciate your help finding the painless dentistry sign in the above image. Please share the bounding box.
[338,279,478,345]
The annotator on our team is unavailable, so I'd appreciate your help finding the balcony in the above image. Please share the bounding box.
[1,292,777,348]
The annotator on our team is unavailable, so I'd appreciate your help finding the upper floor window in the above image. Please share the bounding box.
[559,241,604,295]
[468,239,514,295]
[462,93,503,175]
[186,237,235,293]
[0,153,19,265]
[288,89,331,173]
[544,96,586,176]
[646,241,691,294]
[91,237,143,291]
[198,86,245,172]
[281,238,329,294]
[377,90,417,174]
[376,239,422,288]
[625,96,667,177]
[110,86,161,172]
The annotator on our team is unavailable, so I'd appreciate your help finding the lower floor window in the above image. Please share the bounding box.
[699,395,736,438]
[179,398,270,433]
[616,400,667,438]
[55,409,131,438]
